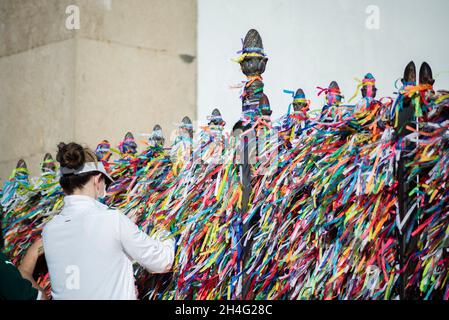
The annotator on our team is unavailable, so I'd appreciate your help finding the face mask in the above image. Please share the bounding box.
[97,189,107,204]
[98,184,106,199]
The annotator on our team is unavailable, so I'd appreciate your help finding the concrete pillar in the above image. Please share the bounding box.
[0,0,197,182]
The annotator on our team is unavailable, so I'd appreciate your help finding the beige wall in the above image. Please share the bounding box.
[0,0,197,183]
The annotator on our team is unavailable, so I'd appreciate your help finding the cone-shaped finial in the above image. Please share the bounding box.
[150,124,165,147]
[95,140,111,161]
[364,73,375,81]
[125,131,134,140]
[292,88,308,112]
[41,153,56,173]
[329,81,340,90]
[403,61,416,85]
[181,116,193,138]
[181,116,192,126]
[43,153,53,161]
[361,73,377,99]
[232,120,244,137]
[16,159,27,170]
[295,88,305,98]
[120,132,137,155]
[15,158,29,180]
[209,108,226,126]
[419,62,434,86]
[243,29,264,51]
[211,108,221,117]
[240,29,268,77]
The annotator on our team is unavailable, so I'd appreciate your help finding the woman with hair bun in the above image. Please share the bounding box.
[42,142,174,300]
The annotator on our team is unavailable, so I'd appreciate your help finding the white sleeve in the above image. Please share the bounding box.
[117,212,174,273]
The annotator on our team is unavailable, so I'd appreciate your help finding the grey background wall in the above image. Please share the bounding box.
[0,0,197,182]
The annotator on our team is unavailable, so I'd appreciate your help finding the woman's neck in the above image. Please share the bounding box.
[72,183,96,199]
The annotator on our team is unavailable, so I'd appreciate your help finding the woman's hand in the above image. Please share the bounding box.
[18,236,47,297]
[18,237,43,276]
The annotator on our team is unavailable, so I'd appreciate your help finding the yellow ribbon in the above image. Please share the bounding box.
[348,78,376,103]
[232,52,265,64]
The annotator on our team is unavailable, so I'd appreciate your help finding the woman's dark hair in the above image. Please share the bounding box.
[56,142,104,195]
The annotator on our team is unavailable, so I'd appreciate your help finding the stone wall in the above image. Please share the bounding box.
[0,0,197,182]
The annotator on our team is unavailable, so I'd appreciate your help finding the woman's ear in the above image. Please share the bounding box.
[94,173,102,185]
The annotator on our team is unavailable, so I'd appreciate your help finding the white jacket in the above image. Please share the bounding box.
[42,195,174,300]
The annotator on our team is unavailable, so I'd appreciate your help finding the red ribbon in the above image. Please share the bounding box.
[317,86,341,96]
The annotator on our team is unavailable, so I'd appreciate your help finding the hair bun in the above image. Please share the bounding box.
[56,142,85,169]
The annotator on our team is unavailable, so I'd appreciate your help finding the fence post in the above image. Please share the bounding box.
[395,61,419,300]
[234,29,269,299]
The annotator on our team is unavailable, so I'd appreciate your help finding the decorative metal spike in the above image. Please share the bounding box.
[231,120,244,137]
[361,73,377,99]
[403,61,416,84]
[15,158,29,180]
[181,116,193,139]
[182,116,192,126]
[95,140,111,161]
[125,131,134,140]
[121,132,137,155]
[240,29,268,77]
[16,159,27,169]
[211,108,221,117]
[419,62,434,86]
[329,81,340,90]
[42,153,56,173]
[295,88,305,97]
[150,124,165,147]
[292,88,307,112]
[209,108,226,126]
[43,153,53,161]
[242,29,264,51]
